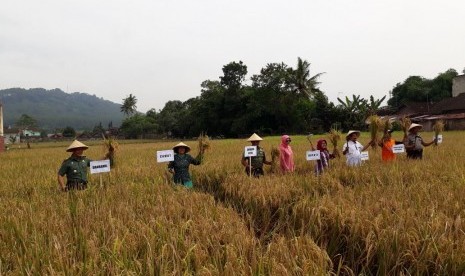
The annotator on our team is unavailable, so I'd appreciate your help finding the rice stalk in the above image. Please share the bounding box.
[400,116,411,137]
[432,120,444,146]
[270,146,280,173]
[327,129,341,158]
[368,115,382,149]
[379,117,392,135]
[197,132,210,154]
[102,135,119,167]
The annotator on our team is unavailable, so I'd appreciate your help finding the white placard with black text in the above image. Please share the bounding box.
[306,150,321,161]
[157,150,175,163]
[434,134,443,144]
[392,144,405,154]
[360,151,369,161]
[90,160,111,174]
[244,146,257,157]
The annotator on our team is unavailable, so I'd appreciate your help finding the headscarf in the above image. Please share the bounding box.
[279,135,295,172]
[315,139,330,174]
[316,139,328,152]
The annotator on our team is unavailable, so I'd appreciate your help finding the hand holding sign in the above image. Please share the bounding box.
[434,134,443,144]
[360,151,369,161]
[392,144,405,154]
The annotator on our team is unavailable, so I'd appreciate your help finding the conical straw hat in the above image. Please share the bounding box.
[66,140,89,152]
[247,133,263,142]
[173,142,191,153]
[346,130,360,138]
[408,123,423,131]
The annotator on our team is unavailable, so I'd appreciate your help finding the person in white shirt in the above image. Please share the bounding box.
[342,130,373,166]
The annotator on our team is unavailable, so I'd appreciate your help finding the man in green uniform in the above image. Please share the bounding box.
[58,140,91,191]
[241,133,271,177]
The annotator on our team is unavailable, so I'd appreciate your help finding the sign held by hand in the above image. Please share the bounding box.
[361,151,369,161]
[392,144,405,154]
[306,150,321,161]
[244,146,257,157]
[157,150,175,163]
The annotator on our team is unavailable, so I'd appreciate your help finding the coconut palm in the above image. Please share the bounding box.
[121,94,138,117]
[292,57,325,98]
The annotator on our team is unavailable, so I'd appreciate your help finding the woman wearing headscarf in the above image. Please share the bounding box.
[168,142,203,188]
[342,130,373,166]
[279,135,295,173]
[378,130,404,161]
[313,139,335,174]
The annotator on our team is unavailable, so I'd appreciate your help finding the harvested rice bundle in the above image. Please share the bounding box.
[432,120,444,146]
[197,132,211,154]
[400,116,411,137]
[327,129,341,158]
[102,135,119,167]
[368,115,382,149]
[270,146,280,173]
[379,117,392,134]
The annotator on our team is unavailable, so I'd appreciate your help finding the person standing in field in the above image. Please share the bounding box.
[312,139,335,174]
[404,123,436,159]
[279,135,295,173]
[58,140,92,191]
[168,142,203,188]
[342,130,373,166]
[241,133,272,177]
[378,130,404,161]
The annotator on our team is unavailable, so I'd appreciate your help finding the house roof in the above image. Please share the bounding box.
[397,102,434,115]
[3,128,20,134]
[429,93,465,114]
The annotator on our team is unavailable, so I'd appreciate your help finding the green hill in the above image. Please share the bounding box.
[0,88,125,130]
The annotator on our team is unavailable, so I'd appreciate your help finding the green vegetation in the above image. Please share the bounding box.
[0,88,124,130]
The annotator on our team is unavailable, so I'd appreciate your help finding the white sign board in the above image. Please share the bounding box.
[90,160,111,174]
[434,134,443,144]
[360,151,369,161]
[157,150,175,163]
[244,146,257,157]
[392,144,405,154]
[306,150,321,161]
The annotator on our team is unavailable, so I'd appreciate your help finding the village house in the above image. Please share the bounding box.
[378,74,465,131]
[3,127,21,144]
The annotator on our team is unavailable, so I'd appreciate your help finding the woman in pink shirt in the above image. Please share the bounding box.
[279,135,295,173]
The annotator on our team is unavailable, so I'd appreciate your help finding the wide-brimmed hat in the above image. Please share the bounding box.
[66,140,89,152]
[173,142,191,153]
[346,130,360,138]
[247,133,263,142]
[408,123,423,132]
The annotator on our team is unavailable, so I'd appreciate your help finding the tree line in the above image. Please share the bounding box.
[119,59,460,139]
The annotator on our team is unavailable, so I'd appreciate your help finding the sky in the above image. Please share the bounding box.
[1,0,464,112]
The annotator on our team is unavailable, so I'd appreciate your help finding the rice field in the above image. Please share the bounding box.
[1,131,465,275]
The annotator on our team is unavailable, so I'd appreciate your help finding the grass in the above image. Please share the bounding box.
[1,132,464,275]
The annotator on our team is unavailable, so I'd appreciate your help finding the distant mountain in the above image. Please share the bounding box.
[0,88,125,130]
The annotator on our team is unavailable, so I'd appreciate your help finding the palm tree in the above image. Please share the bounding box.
[366,95,386,115]
[292,57,325,98]
[121,94,138,116]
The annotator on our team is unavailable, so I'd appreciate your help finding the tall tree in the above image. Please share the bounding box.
[15,114,38,129]
[291,57,324,98]
[121,94,138,116]
[387,69,458,109]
